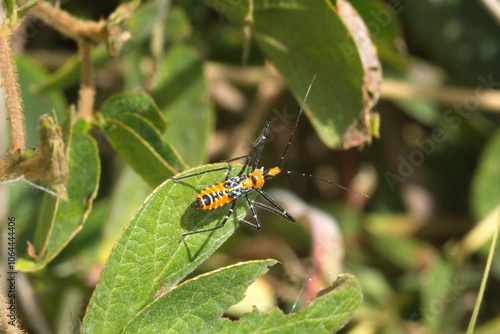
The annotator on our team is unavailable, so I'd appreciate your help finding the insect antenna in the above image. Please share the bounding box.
[282,170,369,198]
[277,75,316,170]
[277,76,368,198]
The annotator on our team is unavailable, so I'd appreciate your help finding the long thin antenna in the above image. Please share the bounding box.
[283,170,369,198]
[278,75,316,169]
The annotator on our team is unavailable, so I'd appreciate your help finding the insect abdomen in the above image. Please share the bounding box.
[194,173,260,211]
[194,182,232,210]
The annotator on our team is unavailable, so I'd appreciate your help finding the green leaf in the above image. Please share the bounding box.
[471,129,500,221]
[100,93,168,132]
[121,260,277,333]
[16,119,100,271]
[102,118,180,186]
[218,274,362,333]
[99,93,187,186]
[152,44,212,167]
[81,163,255,333]
[206,0,378,148]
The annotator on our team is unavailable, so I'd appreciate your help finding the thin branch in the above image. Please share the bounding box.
[0,26,24,152]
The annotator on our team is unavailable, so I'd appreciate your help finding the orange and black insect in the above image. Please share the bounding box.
[171,76,367,242]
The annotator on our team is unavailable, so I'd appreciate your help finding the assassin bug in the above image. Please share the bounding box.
[171,76,368,242]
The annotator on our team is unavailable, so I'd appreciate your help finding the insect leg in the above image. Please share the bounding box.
[255,189,296,222]
[239,194,262,230]
[252,201,297,222]
[222,154,251,164]
[222,154,252,178]
[251,121,271,171]
[179,200,238,242]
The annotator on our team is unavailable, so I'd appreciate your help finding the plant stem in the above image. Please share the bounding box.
[0,26,25,152]
[17,0,43,19]
[466,208,500,333]
[31,2,107,42]
[77,41,95,121]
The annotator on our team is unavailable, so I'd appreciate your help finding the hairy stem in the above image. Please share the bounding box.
[0,26,25,152]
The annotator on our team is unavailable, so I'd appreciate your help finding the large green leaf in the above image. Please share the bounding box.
[121,260,277,333]
[16,119,100,271]
[81,163,255,333]
[152,44,212,167]
[206,0,380,148]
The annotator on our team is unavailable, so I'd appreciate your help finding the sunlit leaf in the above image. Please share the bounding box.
[121,260,277,333]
